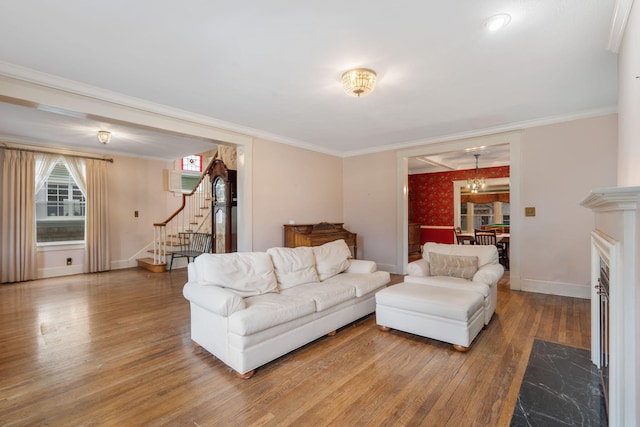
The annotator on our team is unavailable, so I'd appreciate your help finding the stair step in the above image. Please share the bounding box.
[137,258,167,273]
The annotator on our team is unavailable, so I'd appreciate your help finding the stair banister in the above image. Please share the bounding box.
[152,151,218,265]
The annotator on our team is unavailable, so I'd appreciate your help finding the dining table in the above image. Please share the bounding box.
[458,232,510,244]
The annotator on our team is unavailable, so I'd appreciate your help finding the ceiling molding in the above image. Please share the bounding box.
[0,61,341,157]
[345,105,618,158]
[607,0,634,53]
[0,62,618,160]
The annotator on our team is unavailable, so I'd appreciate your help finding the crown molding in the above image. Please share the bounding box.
[607,0,634,53]
[0,61,341,156]
[344,105,618,158]
[0,61,619,160]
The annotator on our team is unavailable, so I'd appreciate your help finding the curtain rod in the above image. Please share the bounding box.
[0,144,114,163]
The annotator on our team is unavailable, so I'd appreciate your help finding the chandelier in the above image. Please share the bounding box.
[467,154,486,193]
[341,68,377,97]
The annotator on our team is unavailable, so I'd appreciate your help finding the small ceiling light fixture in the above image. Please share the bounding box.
[467,154,486,193]
[97,130,111,144]
[485,13,511,32]
[341,68,377,97]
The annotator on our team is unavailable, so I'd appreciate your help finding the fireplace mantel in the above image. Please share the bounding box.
[581,186,640,212]
[581,186,640,426]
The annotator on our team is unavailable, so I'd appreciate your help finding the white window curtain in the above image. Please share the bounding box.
[1,149,37,283]
[35,153,61,193]
[64,156,110,273]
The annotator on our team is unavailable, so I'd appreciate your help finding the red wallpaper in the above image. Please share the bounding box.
[409,166,510,226]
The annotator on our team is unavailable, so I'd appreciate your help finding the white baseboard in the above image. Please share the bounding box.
[111,259,138,270]
[38,265,84,279]
[520,278,591,299]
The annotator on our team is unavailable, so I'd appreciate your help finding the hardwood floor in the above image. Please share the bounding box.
[0,269,590,426]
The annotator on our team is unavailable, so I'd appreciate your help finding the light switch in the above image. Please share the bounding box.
[525,207,536,217]
[134,210,139,218]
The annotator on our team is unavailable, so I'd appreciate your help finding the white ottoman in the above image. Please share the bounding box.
[375,282,485,351]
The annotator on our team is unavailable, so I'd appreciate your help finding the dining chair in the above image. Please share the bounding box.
[474,229,497,246]
[474,229,509,269]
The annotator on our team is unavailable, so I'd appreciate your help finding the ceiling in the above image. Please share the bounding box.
[408,143,510,174]
[0,1,618,161]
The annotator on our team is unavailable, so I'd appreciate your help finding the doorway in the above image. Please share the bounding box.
[396,131,522,290]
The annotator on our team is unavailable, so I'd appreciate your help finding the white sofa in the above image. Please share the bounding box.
[404,242,505,325]
[182,240,390,378]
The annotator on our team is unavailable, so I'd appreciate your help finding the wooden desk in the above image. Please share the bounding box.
[283,222,358,258]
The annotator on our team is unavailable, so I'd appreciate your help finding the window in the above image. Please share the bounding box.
[181,173,201,192]
[181,155,202,172]
[35,161,85,243]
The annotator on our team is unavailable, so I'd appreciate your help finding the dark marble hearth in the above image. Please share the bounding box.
[510,339,607,427]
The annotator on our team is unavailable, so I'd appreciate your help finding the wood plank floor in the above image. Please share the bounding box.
[0,269,590,426]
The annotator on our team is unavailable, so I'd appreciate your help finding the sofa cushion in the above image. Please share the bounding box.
[194,252,278,297]
[266,246,319,289]
[322,271,391,297]
[281,282,356,311]
[428,252,478,280]
[312,239,352,281]
[422,242,498,268]
[228,293,316,336]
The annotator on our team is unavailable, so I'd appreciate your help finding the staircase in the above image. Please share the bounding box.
[137,152,217,272]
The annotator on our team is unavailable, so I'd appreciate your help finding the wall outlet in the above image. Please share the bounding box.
[525,207,536,217]
[66,258,72,266]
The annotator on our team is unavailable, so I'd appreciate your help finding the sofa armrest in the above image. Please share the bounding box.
[183,282,245,317]
[345,259,377,274]
[407,258,430,277]
[472,263,504,286]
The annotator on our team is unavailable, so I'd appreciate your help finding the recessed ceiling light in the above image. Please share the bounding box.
[484,14,511,32]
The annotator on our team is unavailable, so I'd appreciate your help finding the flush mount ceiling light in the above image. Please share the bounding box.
[484,13,511,32]
[97,130,111,144]
[341,68,377,97]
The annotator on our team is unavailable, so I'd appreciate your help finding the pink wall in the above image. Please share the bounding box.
[252,138,344,252]
[520,115,617,286]
[343,150,398,268]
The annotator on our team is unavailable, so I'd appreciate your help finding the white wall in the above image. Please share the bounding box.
[613,4,640,424]
[251,138,343,251]
[617,2,640,186]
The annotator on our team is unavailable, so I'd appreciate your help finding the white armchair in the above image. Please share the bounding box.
[405,242,504,325]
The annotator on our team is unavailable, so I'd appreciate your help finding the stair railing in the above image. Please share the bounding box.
[152,152,218,265]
